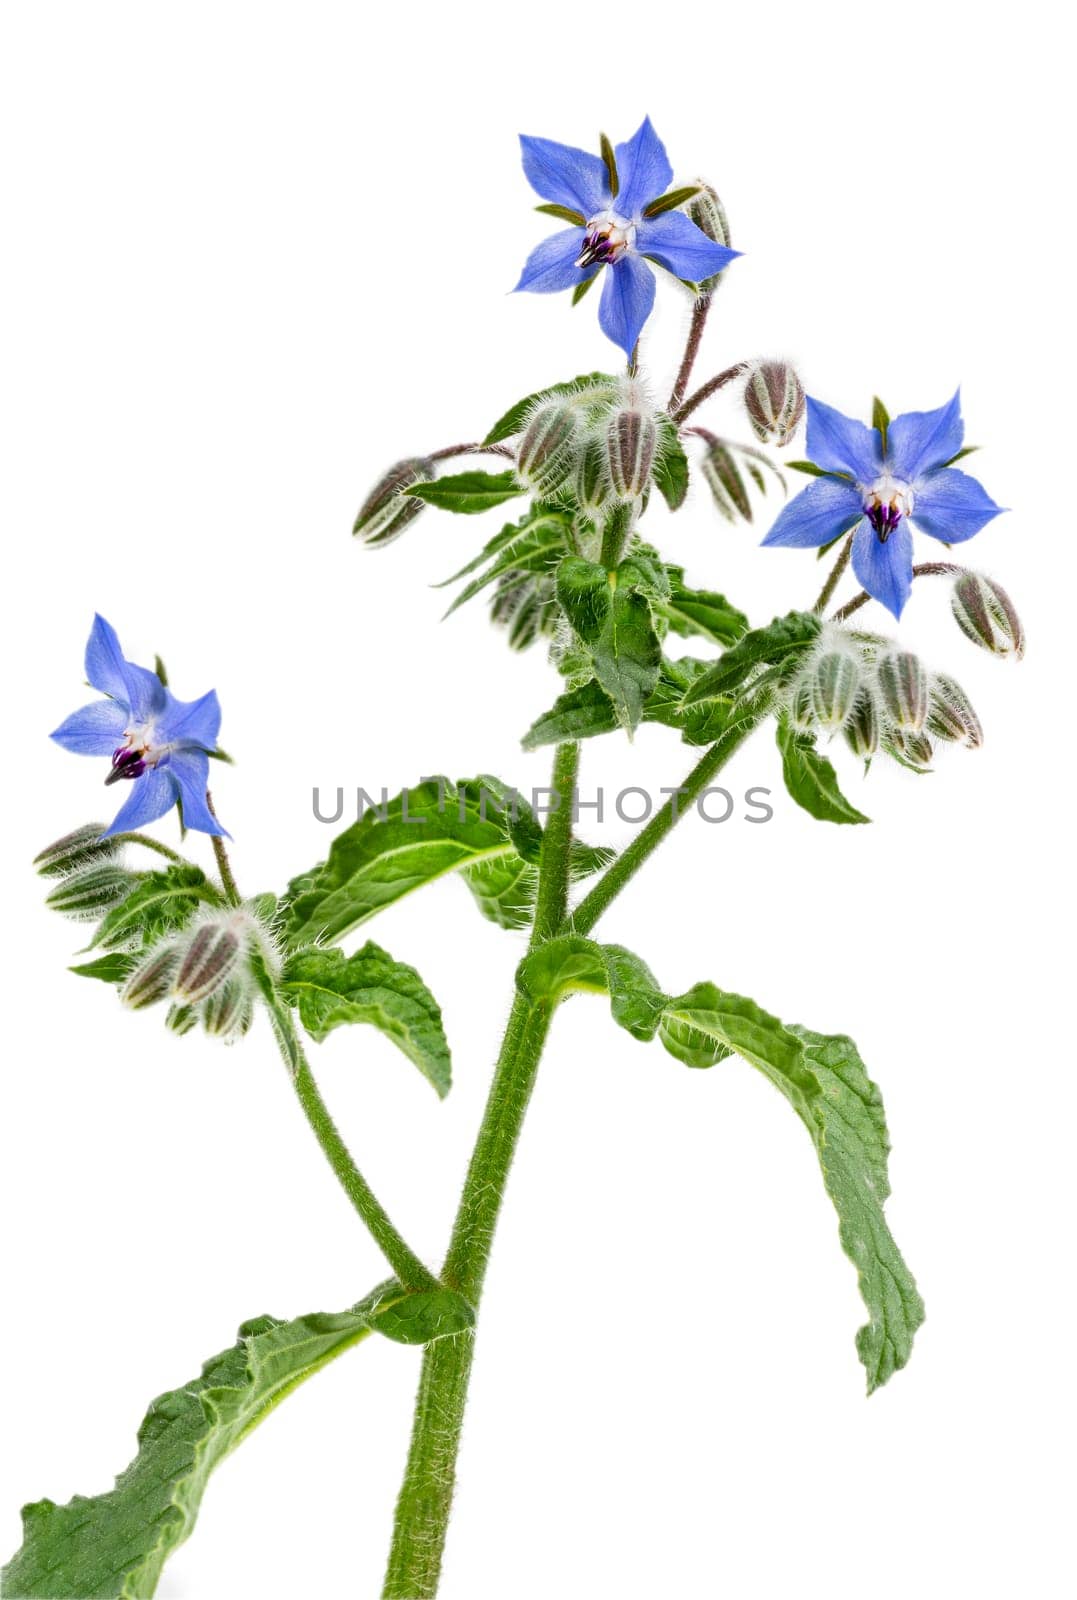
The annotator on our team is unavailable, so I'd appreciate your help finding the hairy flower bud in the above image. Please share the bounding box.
[744,362,805,448]
[926,673,983,748]
[517,403,578,495]
[166,1003,197,1035]
[575,432,612,508]
[34,824,117,878]
[875,650,928,731]
[700,441,751,522]
[201,979,254,1040]
[788,674,816,731]
[843,692,880,760]
[606,409,657,498]
[950,572,1025,660]
[122,943,180,1010]
[811,650,860,729]
[353,458,434,547]
[886,729,935,771]
[685,184,732,292]
[173,918,242,1004]
[45,865,135,919]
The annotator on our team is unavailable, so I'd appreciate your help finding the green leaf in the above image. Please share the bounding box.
[280,942,452,1097]
[655,567,749,648]
[522,680,619,751]
[483,373,617,446]
[444,510,572,616]
[871,396,890,450]
[458,854,538,931]
[776,716,870,825]
[680,611,821,707]
[1,1283,403,1600]
[69,952,138,985]
[282,777,571,946]
[90,864,224,952]
[516,934,610,1005]
[653,421,690,510]
[556,558,662,733]
[405,470,525,514]
[373,1287,476,1346]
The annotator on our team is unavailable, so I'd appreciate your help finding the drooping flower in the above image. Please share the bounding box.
[51,614,226,837]
[761,392,1004,618]
[515,117,739,359]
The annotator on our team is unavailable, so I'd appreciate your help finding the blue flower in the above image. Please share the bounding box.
[515,117,739,359]
[761,392,1005,618]
[51,615,227,838]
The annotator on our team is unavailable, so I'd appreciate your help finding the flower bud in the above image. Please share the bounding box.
[926,673,983,749]
[490,574,557,652]
[788,674,816,731]
[606,409,657,498]
[166,1003,197,1035]
[811,650,860,730]
[122,943,180,1010]
[951,572,1025,660]
[744,362,805,448]
[353,458,434,547]
[685,184,732,291]
[34,824,117,878]
[45,865,135,920]
[575,432,612,509]
[700,441,751,522]
[516,403,578,495]
[173,919,241,1004]
[843,692,880,760]
[201,979,254,1040]
[875,650,928,731]
[886,729,935,772]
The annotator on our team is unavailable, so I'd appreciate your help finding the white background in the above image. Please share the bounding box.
[1,3,1073,1596]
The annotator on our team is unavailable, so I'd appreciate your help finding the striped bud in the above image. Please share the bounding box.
[788,674,816,731]
[122,943,180,1010]
[744,362,805,448]
[45,865,135,920]
[517,403,578,495]
[926,673,983,748]
[353,458,434,547]
[886,729,935,772]
[876,650,928,731]
[575,432,612,508]
[606,409,657,498]
[34,824,117,878]
[700,441,752,522]
[202,979,254,1039]
[811,650,860,729]
[843,692,880,760]
[173,919,241,1004]
[685,184,732,291]
[166,1003,198,1035]
[490,574,557,652]
[951,572,1025,660]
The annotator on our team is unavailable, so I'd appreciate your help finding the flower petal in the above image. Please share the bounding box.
[164,688,222,751]
[910,466,1004,545]
[169,749,228,836]
[102,767,177,837]
[50,698,128,755]
[761,476,864,548]
[635,210,739,283]
[886,390,964,480]
[514,227,589,294]
[597,253,656,359]
[615,117,673,218]
[851,519,914,620]
[805,397,883,483]
[519,134,609,217]
[84,614,131,703]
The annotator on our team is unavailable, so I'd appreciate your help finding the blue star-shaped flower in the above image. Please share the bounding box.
[762,392,1005,618]
[51,614,227,837]
[514,117,739,359]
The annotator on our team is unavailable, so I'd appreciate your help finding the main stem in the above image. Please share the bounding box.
[382,743,579,1598]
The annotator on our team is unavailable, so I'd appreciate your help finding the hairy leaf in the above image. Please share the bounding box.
[653,422,690,510]
[69,952,139,985]
[483,372,616,445]
[90,865,224,952]
[374,1288,476,1347]
[405,470,525,514]
[444,511,572,616]
[776,716,870,825]
[656,568,749,648]
[281,942,451,1097]
[680,611,821,706]
[556,558,661,733]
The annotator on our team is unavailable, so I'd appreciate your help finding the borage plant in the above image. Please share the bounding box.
[4,117,1022,1600]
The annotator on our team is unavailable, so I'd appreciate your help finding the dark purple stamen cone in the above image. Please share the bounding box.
[106,746,146,785]
[867,502,903,542]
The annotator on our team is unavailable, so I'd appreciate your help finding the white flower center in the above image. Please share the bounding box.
[864,474,914,541]
[577,210,637,268]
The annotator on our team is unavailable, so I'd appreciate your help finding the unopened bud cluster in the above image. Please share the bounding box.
[120,906,272,1043]
[514,377,663,510]
[785,625,983,771]
[37,827,140,920]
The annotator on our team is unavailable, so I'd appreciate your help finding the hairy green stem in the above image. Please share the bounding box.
[109,831,184,862]
[813,533,853,614]
[206,790,241,907]
[673,359,751,424]
[668,292,712,414]
[600,501,634,567]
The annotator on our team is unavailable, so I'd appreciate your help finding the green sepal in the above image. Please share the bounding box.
[655,567,749,647]
[786,460,844,478]
[776,715,870,824]
[0,1283,402,1600]
[89,864,224,952]
[871,396,890,450]
[571,275,597,306]
[280,942,452,1097]
[373,1288,476,1346]
[599,132,619,197]
[534,202,585,225]
[69,952,139,985]
[942,444,979,465]
[653,420,690,510]
[483,373,617,446]
[642,185,703,218]
[680,611,821,706]
[405,470,525,514]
